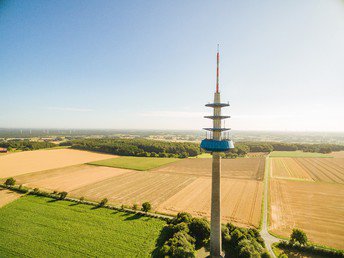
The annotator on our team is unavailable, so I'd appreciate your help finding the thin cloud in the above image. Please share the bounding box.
[47,107,94,112]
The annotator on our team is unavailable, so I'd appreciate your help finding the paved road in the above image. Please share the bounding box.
[260,157,280,258]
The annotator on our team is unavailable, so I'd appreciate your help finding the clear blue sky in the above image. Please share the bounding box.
[1,0,343,131]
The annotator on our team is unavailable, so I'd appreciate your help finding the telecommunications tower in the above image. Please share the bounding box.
[200,46,234,257]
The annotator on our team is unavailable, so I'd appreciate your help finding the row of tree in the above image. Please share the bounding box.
[233,141,344,154]
[0,140,56,151]
[65,138,201,158]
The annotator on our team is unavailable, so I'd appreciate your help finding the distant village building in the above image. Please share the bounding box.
[0,147,8,153]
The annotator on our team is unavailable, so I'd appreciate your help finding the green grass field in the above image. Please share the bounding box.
[88,156,179,171]
[0,196,165,257]
[192,153,212,158]
[269,151,333,158]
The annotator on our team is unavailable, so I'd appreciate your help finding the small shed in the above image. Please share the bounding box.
[0,147,8,153]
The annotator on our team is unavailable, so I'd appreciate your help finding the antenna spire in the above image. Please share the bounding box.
[216,44,220,93]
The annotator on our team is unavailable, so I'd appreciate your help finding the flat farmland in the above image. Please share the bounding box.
[269,179,344,249]
[0,149,117,178]
[157,177,263,228]
[14,165,130,192]
[152,158,265,181]
[70,171,197,207]
[2,155,265,229]
[271,158,344,183]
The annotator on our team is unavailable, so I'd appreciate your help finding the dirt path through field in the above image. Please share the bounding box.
[260,157,279,258]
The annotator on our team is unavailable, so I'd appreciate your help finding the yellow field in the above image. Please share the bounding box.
[158,177,263,227]
[270,179,344,249]
[0,149,117,178]
[1,151,265,228]
[153,158,265,181]
[271,158,344,183]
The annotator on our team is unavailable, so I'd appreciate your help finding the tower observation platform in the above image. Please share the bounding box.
[200,49,234,153]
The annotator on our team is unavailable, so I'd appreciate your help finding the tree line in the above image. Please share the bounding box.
[65,138,201,158]
[238,142,344,154]
[0,140,56,151]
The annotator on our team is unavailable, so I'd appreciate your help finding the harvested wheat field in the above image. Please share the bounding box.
[0,149,117,178]
[158,177,263,228]
[271,158,344,183]
[331,151,344,158]
[0,188,21,208]
[70,171,197,208]
[270,179,344,249]
[153,158,265,181]
[14,165,130,192]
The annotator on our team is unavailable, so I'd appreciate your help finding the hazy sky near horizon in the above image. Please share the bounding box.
[1,0,343,131]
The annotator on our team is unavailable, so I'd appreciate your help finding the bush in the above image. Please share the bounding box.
[141,202,152,213]
[171,212,193,225]
[278,254,288,258]
[99,198,108,207]
[161,231,196,258]
[188,217,210,247]
[261,251,271,258]
[4,177,16,186]
[132,203,138,210]
[79,196,85,203]
[290,228,307,245]
[59,191,68,200]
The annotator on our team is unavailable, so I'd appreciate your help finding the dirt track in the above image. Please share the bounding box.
[0,149,117,178]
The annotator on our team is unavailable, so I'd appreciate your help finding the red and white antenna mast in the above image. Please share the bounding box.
[216,44,220,93]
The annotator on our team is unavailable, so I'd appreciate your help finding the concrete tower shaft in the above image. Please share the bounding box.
[200,47,234,258]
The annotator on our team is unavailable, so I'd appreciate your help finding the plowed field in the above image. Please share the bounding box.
[15,165,130,192]
[158,178,263,228]
[2,153,265,228]
[271,158,344,183]
[70,171,197,207]
[270,179,344,249]
[0,149,117,178]
[153,158,265,181]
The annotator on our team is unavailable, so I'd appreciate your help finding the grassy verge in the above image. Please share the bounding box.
[0,195,166,257]
[88,156,179,171]
[269,151,333,158]
[192,153,212,158]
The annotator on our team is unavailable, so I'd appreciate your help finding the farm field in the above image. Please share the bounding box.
[6,158,265,228]
[270,158,344,183]
[0,188,21,208]
[14,165,131,192]
[88,156,179,171]
[0,195,165,257]
[70,170,197,207]
[331,151,344,158]
[2,154,265,228]
[157,177,263,228]
[269,179,344,249]
[152,158,265,181]
[0,149,117,178]
[269,151,333,158]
